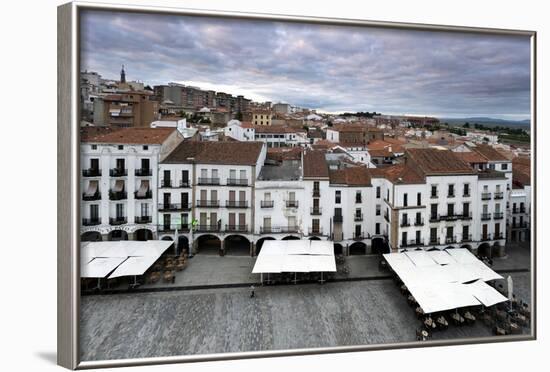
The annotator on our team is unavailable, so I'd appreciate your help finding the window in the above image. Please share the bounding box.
[401,231,407,245]
[489,164,495,170]
[118,145,124,150]
[417,193,421,206]
[462,225,469,240]
[431,185,437,198]
[140,203,149,217]
[355,191,362,203]
[335,190,341,204]
[376,205,381,216]
[447,203,454,216]
[402,213,408,226]
[430,228,437,243]
[116,203,124,218]
[403,193,408,207]
[143,145,148,150]
[375,223,381,235]
[502,163,508,170]
[91,144,97,150]
[431,204,438,219]
[464,183,470,196]
[386,189,390,200]
[376,186,381,198]
[463,202,470,216]
[448,184,455,197]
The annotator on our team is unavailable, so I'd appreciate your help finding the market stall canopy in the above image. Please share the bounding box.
[252,240,336,274]
[81,257,127,278]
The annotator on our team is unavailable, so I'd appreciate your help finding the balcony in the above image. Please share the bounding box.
[179,180,190,188]
[196,224,222,232]
[226,178,248,186]
[226,200,248,208]
[494,192,504,200]
[134,190,152,200]
[82,192,101,201]
[260,226,299,234]
[481,192,492,200]
[109,191,127,200]
[481,234,492,241]
[402,239,424,247]
[519,207,526,213]
[461,234,473,242]
[444,236,457,244]
[459,212,473,220]
[333,214,343,223]
[134,168,152,176]
[481,213,492,221]
[82,168,101,177]
[225,224,248,233]
[494,232,504,240]
[463,191,471,197]
[109,168,128,177]
[429,238,440,245]
[285,200,299,208]
[400,219,410,227]
[493,212,504,220]
[310,207,322,215]
[308,227,323,236]
[135,216,152,224]
[439,214,459,221]
[196,200,219,208]
[353,232,366,240]
[354,213,363,222]
[414,218,425,226]
[158,223,189,233]
[161,179,172,188]
[447,192,455,198]
[260,200,274,208]
[512,221,528,228]
[430,192,438,199]
[429,214,439,222]
[312,189,320,197]
[158,203,190,211]
[82,218,101,226]
[109,217,127,225]
[197,177,220,185]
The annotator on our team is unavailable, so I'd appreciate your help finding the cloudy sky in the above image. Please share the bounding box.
[81,10,531,119]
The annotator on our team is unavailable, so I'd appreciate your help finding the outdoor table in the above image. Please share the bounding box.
[424,317,436,330]
[451,312,465,325]
[509,322,521,334]
[464,312,476,324]
[436,316,448,329]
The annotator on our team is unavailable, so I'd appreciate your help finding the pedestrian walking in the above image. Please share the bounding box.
[250,285,255,298]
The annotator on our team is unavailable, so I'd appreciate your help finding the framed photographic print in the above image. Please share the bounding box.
[57,1,536,369]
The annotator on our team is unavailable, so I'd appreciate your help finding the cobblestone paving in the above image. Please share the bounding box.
[80,272,531,361]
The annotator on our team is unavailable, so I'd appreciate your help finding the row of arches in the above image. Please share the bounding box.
[81,229,154,242]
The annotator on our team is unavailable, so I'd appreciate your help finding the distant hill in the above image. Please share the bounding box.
[441,117,530,129]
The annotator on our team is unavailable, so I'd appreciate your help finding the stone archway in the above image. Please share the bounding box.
[81,231,102,242]
[177,235,189,255]
[282,235,300,240]
[371,237,389,254]
[196,234,222,255]
[256,237,275,255]
[108,230,128,241]
[224,235,251,256]
[349,241,367,255]
[334,243,344,255]
[478,242,492,258]
[135,228,153,241]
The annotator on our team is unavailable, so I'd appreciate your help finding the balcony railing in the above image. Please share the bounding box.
[400,219,410,227]
[197,177,220,185]
[448,192,455,198]
[481,213,492,220]
[459,212,473,220]
[333,215,343,223]
[494,232,504,240]
[444,236,457,244]
[310,207,322,215]
[463,191,471,197]
[82,168,101,177]
[109,168,128,177]
[260,226,299,234]
[225,224,248,232]
[312,189,320,197]
[226,200,248,208]
[430,192,438,199]
[158,223,189,232]
[430,214,439,222]
[179,180,190,188]
[512,221,528,228]
[462,234,472,242]
[354,213,364,222]
[134,190,152,200]
[109,191,127,200]
[134,168,152,176]
[493,212,504,220]
[481,233,492,241]
[82,192,101,201]
[481,192,492,200]
[196,200,219,208]
[196,224,222,232]
[82,218,101,226]
[161,179,172,188]
[135,216,152,224]
[353,232,365,240]
[414,218,424,226]
[519,207,526,213]
[226,178,248,186]
[439,213,459,221]
[494,192,504,200]
[158,203,190,211]
[285,200,299,208]
[402,239,424,247]
[109,217,127,225]
[308,227,323,236]
[429,238,440,245]
[260,200,274,208]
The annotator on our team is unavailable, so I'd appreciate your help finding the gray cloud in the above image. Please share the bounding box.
[80,10,531,119]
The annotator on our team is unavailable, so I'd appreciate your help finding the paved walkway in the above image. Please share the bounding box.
[80,271,531,361]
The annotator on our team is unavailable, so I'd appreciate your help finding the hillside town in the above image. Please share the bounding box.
[80,66,531,256]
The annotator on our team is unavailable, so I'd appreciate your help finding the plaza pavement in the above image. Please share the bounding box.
[80,271,531,361]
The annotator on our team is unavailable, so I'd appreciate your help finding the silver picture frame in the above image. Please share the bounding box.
[57,1,537,369]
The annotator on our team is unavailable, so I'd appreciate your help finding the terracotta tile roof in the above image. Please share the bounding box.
[368,149,393,157]
[512,156,531,187]
[332,124,368,133]
[382,163,425,184]
[329,166,372,186]
[81,127,175,145]
[266,147,302,161]
[470,144,509,161]
[368,140,404,154]
[453,151,488,164]
[162,141,264,166]
[303,150,329,178]
[406,148,474,175]
[253,125,298,134]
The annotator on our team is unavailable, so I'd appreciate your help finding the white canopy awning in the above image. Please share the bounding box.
[84,180,98,197]
[252,240,336,274]
[467,280,509,307]
[108,256,159,278]
[136,180,150,197]
[81,257,127,278]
